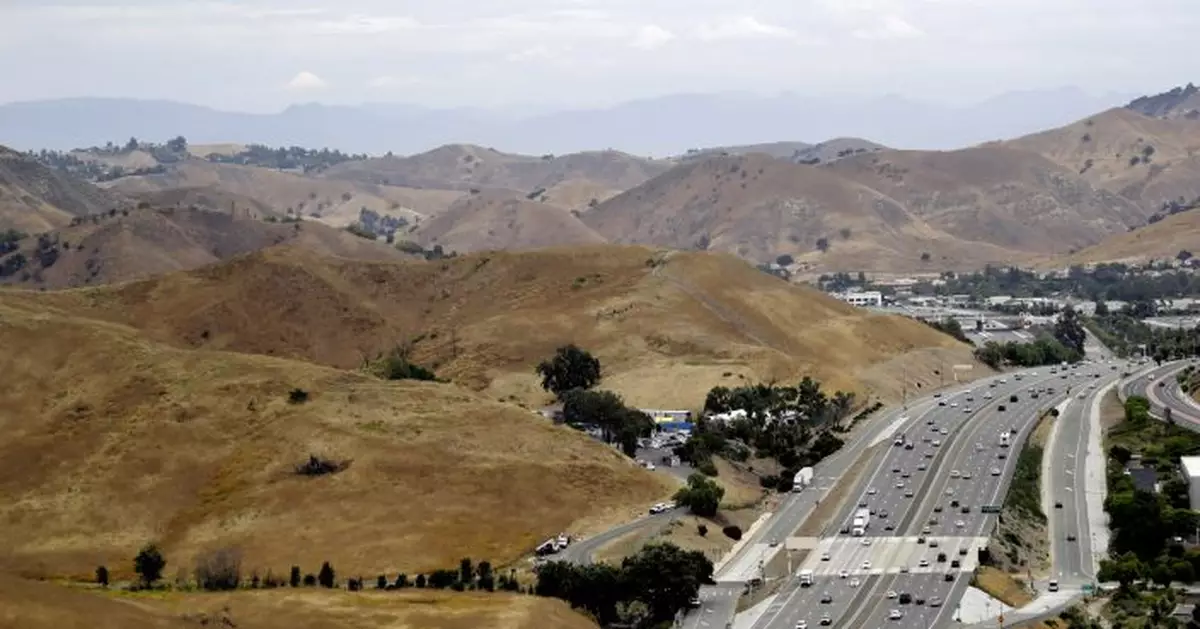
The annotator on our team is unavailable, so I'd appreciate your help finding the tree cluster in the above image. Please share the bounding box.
[560,388,654,457]
[921,317,970,344]
[536,543,713,628]
[673,473,725,516]
[973,336,1081,369]
[205,144,367,173]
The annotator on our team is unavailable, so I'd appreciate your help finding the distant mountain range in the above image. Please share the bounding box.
[0,88,1135,156]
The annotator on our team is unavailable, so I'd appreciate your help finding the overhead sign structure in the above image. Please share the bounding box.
[980,505,1002,514]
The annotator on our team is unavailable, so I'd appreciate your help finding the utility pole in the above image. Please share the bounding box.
[903,364,908,410]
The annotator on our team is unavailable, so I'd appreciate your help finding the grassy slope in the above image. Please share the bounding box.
[0,575,597,629]
[0,296,667,580]
[17,245,979,409]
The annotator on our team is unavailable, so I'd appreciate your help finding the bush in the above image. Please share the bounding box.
[722,526,742,541]
[318,561,335,588]
[302,573,317,587]
[295,454,349,476]
[674,473,725,517]
[287,388,309,404]
[697,460,719,477]
[194,548,242,591]
[96,565,109,587]
[697,524,708,537]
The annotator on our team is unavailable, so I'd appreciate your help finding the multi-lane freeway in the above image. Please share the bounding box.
[751,371,1069,629]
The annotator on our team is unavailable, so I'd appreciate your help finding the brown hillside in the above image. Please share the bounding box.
[1126,83,1200,120]
[0,207,408,289]
[1003,108,1200,214]
[826,145,1143,255]
[0,295,665,580]
[0,576,597,629]
[29,245,979,408]
[324,144,671,197]
[415,189,606,253]
[1050,210,1200,265]
[580,153,1016,272]
[105,160,462,226]
[0,146,126,233]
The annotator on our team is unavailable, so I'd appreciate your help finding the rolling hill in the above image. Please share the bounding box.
[24,244,979,408]
[1051,209,1200,265]
[0,207,408,289]
[1002,107,1200,217]
[414,189,605,253]
[1126,83,1200,120]
[0,291,668,582]
[323,144,672,205]
[104,159,463,226]
[0,146,125,233]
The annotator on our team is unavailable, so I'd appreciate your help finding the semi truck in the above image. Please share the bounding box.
[799,568,815,586]
[999,432,1010,447]
[852,508,871,536]
[792,466,815,492]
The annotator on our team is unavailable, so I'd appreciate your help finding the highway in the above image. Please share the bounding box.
[750,370,1069,629]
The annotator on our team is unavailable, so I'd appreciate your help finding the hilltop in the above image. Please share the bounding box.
[323,144,671,203]
[0,292,667,581]
[103,159,462,226]
[25,245,976,407]
[1126,83,1200,120]
[414,189,605,253]
[0,207,408,289]
[578,150,1132,272]
[1003,107,1200,215]
[0,146,125,233]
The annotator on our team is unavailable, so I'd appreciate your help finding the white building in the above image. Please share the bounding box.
[836,291,883,308]
[1179,456,1200,509]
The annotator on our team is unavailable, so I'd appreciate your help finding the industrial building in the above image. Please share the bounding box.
[835,290,883,308]
[1179,456,1200,508]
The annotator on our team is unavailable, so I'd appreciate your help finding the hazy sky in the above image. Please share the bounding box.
[2,0,1196,112]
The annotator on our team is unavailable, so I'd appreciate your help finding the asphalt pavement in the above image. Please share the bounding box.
[749,370,1070,629]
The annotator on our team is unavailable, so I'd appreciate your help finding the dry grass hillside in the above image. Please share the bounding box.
[105,160,462,226]
[0,208,408,289]
[580,153,1017,272]
[0,294,666,581]
[415,189,606,253]
[827,144,1144,254]
[1126,83,1200,121]
[1051,209,1200,265]
[0,146,126,233]
[0,575,597,629]
[1003,108,1200,214]
[324,144,670,203]
[27,244,978,408]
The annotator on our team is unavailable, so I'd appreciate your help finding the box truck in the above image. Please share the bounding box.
[792,467,815,492]
[852,508,871,536]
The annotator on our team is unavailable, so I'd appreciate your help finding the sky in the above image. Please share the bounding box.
[1,0,1197,113]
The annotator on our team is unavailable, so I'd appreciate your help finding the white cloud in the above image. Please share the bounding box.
[694,16,795,42]
[631,24,675,50]
[853,15,925,39]
[286,71,327,90]
[368,75,420,88]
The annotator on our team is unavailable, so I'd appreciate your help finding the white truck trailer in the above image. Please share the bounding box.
[852,508,871,536]
[792,466,815,492]
[799,568,815,586]
[999,432,1010,448]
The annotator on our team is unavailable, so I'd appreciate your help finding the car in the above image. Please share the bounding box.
[951,470,960,478]
[862,560,872,570]
[899,593,913,605]
[961,505,971,514]
[950,499,960,507]
[964,407,972,413]
[839,569,849,579]
[858,501,868,508]
[849,578,861,588]
[899,566,909,574]
[918,462,928,471]
[895,481,905,489]
[929,539,940,548]
[998,452,1008,459]
[934,505,943,513]
[940,428,949,435]
[892,467,901,473]
[930,597,944,607]
[966,396,975,402]
[944,573,954,582]
[821,593,833,604]
[951,559,961,568]
[821,553,831,561]
[901,471,911,479]
[998,405,1007,412]
[820,616,832,626]
[1010,394,1019,403]
[840,525,851,534]
[937,552,947,562]
[1067,534,1077,541]
[916,597,926,605]
[868,487,878,495]
[885,523,895,531]
[958,547,969,556]
[917,536,927,544]
[939,400,947,406]
[796,622,808,629]
[934,392,942,398]
[925,450,935,458]
[887,590,898,599]
[945,488,954,496]
[880,509,889,518]
[955,520,965,528]
[919,559,930,567]
[985,392,993,398]
[889,609,904,620]
[649,503,669,514]
[933,439,942,447]
[862,538,872,546]
[951,402,959,408]
[905,442,915,450]
[928,517,939,526]
[962,471,973,479]
[689,596,701,607]
[991,467,1001,476]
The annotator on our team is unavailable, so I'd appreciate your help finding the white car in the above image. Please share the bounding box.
[862,538,872,546]
[887,590,898,599]
[919,558,930,567]
[821,553,831,561]
[890,609,904,620]
[951,402,959,408]
[849,578,861,588]
[796,622,808,629]
[861,560,872,570]
[839,569,849,579]
[955,520,966,528]
[868,487,878,495]
[940,428,949,435]
[895,481,905,489]
[991,467,1001,476]
[950,470,960,478]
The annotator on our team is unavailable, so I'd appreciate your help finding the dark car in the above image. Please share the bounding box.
[998,405,1007,412]
[944,573,954,582]
[961,505,971,514]
[1067,534,1077,541]
[958,547,969,556]
[998,452,1007,459]
[899,593,913,605]
[821,593,833,604]
[950,500,960,508]
[937,552,947,563]
[916,597,926,606]
[1054,501,1063,509]
[951,560,961,568]
[1009,394,1019,403]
